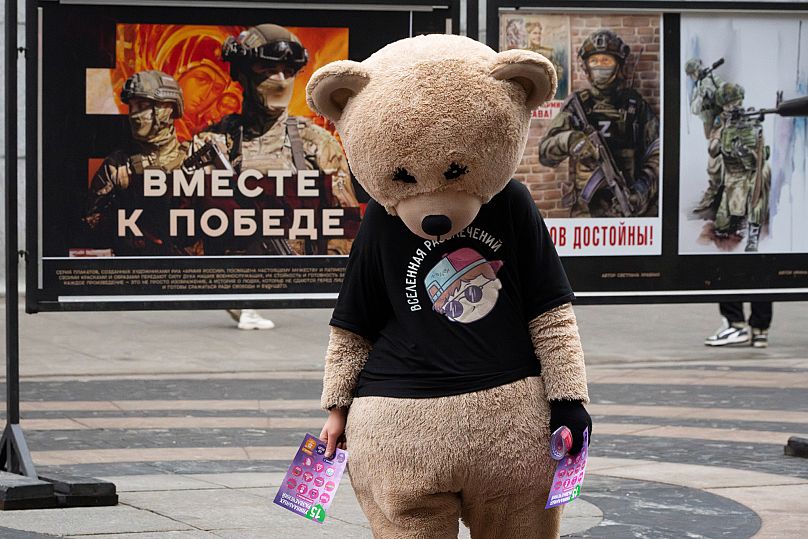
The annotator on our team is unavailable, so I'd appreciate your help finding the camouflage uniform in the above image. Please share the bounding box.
[685,58,725,214]
[84,70,201,256]
[194,24,359,256]
[539,30,660,218]
[712,83,770,251]
[197,111,358,255]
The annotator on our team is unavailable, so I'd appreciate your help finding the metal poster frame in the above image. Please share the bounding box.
[25,0,460,313]
[489,0,808,303]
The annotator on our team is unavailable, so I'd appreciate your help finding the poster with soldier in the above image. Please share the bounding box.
[502,12,663,257]
[31,2,457,310]
[80,23,360,258]
[679,15,808,255]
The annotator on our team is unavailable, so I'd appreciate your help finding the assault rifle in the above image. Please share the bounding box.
[697,58,724,82]
[732,92,808,122]
[566,93,636,217]
[182,139,234,175]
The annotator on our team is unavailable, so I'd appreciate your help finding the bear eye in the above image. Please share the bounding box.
[393,167,417,183]
[444,162,469,181]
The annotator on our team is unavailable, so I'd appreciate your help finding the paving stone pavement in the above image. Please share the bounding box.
[0,301,807,538]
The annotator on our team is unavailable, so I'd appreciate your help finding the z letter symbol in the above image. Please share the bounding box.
[598,121,611,137]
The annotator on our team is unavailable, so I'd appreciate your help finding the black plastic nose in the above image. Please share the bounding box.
[422,215,452,237]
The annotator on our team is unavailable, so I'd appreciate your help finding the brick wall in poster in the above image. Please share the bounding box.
[516,14,661,218]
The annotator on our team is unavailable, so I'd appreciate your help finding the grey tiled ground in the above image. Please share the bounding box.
[1,301,807,537]
[574,477,760,538]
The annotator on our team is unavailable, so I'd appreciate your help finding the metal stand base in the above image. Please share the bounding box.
[39,472,118,507]
[0,424,37,479]
[0,471,56,510]
[785,436,808,458]
[0,468,118,510]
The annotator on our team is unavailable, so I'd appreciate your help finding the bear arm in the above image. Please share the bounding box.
[321,326,373,411]
[528,303,590,403]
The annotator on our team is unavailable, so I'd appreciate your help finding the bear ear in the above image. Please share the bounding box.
[490,49,557,109]
[306,60,370,122]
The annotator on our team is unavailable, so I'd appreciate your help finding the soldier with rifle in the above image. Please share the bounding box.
[685,57,726,215]
[712,84,808,252]
[539,29,660,218]
[83,70,203,256]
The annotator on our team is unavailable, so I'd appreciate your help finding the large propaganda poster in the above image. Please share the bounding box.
[28,1,457,311]
[81,23,358,260]
[500,11,662,257]
[679,14,808,255]
[491,2,808,302]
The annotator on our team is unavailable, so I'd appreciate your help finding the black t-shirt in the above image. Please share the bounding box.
[331,179,574,398]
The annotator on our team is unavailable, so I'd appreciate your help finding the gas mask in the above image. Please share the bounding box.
[129,104,175,146]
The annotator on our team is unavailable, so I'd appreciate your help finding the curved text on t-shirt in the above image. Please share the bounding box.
[404,227,503,312]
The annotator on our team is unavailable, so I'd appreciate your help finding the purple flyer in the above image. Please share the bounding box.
[273,433,349,523]
[545,428,588,509]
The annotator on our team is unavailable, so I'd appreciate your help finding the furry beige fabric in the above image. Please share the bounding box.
[309,35,577,537]
[529,303,589,403]
[346,377,562,538]
[306,34,557,221]
[490,48,557,108]
[320,326,372,411]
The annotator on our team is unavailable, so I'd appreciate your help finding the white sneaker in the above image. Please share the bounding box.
[236,309,275,330]
[705,317,750,346]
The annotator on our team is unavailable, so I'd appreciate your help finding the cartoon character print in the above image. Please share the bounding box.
[424,247,503,323]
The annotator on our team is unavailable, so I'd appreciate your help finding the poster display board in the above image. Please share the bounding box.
[25,0,459,312]
[490,1,808,302]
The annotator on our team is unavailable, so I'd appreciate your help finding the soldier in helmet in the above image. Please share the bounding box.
[711,82,771,252]
[194,24,360,330]
[194,24,360,256]
[83,70,200,255]
[685,57,726,215]
[539,29,660,217]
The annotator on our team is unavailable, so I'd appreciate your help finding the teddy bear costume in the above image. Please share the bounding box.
[306,34,591,538]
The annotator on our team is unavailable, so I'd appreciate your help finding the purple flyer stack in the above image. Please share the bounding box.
[273,433,349,523]
[545,428,589,509]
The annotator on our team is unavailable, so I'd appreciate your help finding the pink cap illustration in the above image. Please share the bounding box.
[425,247,503,313]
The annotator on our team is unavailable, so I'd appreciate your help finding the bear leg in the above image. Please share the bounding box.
[352,488,462,539]
[346,395,465,537]
[461,496,562,538]
[345,377,558,538]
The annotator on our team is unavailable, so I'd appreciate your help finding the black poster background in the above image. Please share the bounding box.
[26,1,808,312]
[26,0,459,312]
[487,1,808,304]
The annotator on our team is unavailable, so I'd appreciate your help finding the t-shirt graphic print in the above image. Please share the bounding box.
[425,247,503,323]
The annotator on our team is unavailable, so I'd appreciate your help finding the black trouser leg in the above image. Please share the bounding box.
[749,301,773,330]
[719,302,745,325]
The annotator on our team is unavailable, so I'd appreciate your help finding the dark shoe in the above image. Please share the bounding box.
[752,328,768,348]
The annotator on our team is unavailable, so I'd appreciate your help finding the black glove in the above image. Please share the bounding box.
[549,400,592,456]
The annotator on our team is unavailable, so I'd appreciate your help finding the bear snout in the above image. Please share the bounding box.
[421,215,453,237]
